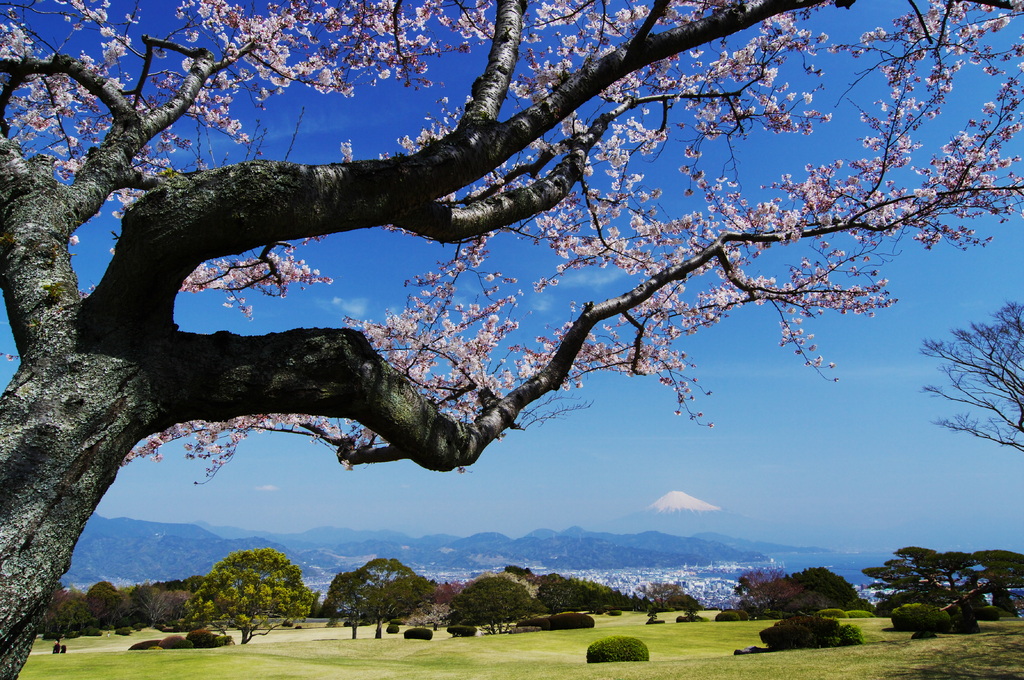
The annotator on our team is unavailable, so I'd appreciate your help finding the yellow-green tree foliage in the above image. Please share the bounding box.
[185,548,314,644]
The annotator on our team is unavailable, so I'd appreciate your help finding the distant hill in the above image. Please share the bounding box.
[692,532,830,554]
[64,516,293,585]
[64,515,825,588]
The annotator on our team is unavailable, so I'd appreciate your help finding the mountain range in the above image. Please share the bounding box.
[62,515,827,588]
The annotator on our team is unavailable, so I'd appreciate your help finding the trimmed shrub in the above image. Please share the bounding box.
[645,618,665,624]
[386,624,400,634]
[845,610,874,618]
[760,616,845,649]
[784,615,841,647]
[41,632,62,641]
[517,617,552,631]
[115,627,132,636]
[715,610,741,622]
[389,618,403,625]
[891,604,952,633]
[214,635,234,647]
[818,608,848,618]
[975,605,1008,621]
[586,636,649,663]
[607,610,623,616]
[186,629,219,649]
[83,627,102,636]
[548,612,595,630]
[403,627,433,640]
[837,623,865,646]
[446,625,477,637]
[128,639,164,651]
[759,623,814,650]
[509,626,542,634]
[64,631,80,639]
[157,635,193,649]
[132,622,147,631]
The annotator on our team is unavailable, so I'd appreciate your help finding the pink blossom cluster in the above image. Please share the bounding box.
[4,1,1024,469]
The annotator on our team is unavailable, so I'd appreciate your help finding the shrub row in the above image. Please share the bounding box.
[129,631,233,651]
[446,625,477,637]
[516,612,595,631]
[715,610,749,622]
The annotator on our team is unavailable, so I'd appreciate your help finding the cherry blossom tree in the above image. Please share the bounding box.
[2,0,1024,675]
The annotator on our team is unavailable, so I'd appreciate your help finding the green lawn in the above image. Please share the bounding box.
[21,612,1024,680]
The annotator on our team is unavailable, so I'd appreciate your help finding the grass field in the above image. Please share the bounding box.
[20,612,1024,680]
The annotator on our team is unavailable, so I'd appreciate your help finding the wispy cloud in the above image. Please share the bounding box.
[254,485,280,492]
[331,296,370,317]
[559,268,627,289]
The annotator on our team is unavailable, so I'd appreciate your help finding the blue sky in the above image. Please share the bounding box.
[5,3,1024,555]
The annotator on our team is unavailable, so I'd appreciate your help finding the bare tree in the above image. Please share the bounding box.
[923,302,1024,453]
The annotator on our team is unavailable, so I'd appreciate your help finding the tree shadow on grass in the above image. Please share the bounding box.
[880,630,1024,680]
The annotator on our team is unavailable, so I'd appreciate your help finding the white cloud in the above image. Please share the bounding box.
[559,268,626,289]
[331,296,369,317]
[254,485,280,492]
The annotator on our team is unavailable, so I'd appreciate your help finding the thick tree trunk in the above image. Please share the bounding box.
[0,358,159,679]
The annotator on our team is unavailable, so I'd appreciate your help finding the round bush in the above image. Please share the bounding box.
[845,610,874,618]
[548,612,595,630]
[132,622,147,631]
[186,629,219,649]
[837,623,865,646]
[818,608,848,618]
[403,627,433,640]
[607,610,623,616]
[975,605,1008,621]
[214,635,234,647]
[759,623,814,650]
[447,625,477,637]
[128,639,164,651]
[715,610,741,622]
[83,627,102,636]
[891,604,952,633]
[114,627,133,636]
[386,624,400,634]
[517,617,552,631]
[586,636,650,663]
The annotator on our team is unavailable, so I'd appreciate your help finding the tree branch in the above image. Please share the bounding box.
[461,0,526,125]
